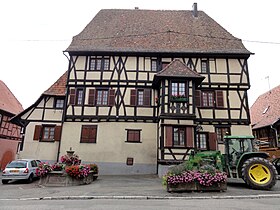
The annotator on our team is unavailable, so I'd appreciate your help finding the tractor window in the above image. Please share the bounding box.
[242,139,253,153]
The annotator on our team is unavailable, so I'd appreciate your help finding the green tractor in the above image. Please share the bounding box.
[193,135,278,190]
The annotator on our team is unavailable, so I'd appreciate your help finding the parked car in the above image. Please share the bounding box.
[1,159,41,184]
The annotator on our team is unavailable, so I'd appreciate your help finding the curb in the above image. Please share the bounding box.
[1,194,280,201]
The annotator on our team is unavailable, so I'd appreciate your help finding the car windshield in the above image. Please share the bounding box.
[6,161,27,168]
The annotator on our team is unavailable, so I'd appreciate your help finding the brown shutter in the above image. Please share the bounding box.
[143,89,151,106]
[195,90,201,107]
[108,89,115,106]
[165,126,173,147]
[130,89,137,106]
[216,90,224,107]
[33,125,42,141]
[88,89,96,106]
[81,126,89,143]
[54,126,62,141]
[186,127,194,148]
[69,89,76,105]
[209,132,218,150]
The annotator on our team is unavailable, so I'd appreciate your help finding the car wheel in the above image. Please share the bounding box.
[27,174,34,183]
[2,180,9,184]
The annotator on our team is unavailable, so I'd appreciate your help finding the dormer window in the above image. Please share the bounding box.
[262,106,270,114]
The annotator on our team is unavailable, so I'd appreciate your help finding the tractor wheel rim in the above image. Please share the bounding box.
[248,163,271,184]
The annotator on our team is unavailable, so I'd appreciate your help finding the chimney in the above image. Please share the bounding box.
[135,7,139,10]
[192,2,198,17]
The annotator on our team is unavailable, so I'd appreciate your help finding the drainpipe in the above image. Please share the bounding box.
[271,125,278,148]
[56,51,71,162]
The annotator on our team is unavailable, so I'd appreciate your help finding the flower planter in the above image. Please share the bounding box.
[170,98,188,102]
[39,171,98,187]
[167,182,227,192]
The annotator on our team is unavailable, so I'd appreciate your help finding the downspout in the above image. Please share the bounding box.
[271,125,278,148]
[56,51,71,162]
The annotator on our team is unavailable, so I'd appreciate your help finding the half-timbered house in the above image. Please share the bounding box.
[13,4,253,175]
[250,85,280,148]
[0,80,23,170]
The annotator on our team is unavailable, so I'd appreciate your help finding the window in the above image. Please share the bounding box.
[130,89,151,106]
[171,82,186,97]
[96,90,108,105]
[196,133,207,150]
[126,129,141,143]
[69,88,84,106]
[173,127,185,146]
[89,56,110,70]
[151,59,157,71]
[54,99,64,109]
[80,125,97,143]
[216,127,230,143]
[42,126,55,141]
[201,59,209,73]
[33,125,62,142]
[202,91,214,107]
[196,90,224,108]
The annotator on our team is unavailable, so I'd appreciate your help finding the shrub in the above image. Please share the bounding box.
[60,154,81,166]
[36,162,52,177]
[51,162,65,171]
[89,164,98,174]
[65,165,90,179]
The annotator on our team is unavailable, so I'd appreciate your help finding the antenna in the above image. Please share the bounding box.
[265,76,271,92]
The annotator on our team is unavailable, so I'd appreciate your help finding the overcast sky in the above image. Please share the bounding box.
[1,0,280,109]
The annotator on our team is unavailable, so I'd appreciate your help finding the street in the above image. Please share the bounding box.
[1,198,280,210]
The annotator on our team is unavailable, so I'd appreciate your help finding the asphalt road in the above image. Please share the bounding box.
[0,175,280,201]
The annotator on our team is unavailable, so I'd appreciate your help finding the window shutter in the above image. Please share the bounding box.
[69,89,76,105]
[54,126,62,141]
[108,89,115,106]
[208,132,217,150]
[143,89,151,106]
[130,89,137,106]
[216,90,224,107]
[33,125,42,141]
[88,89,96,106]
[186,127,194,148]
[195,90,201,107]
[165,126,173,147]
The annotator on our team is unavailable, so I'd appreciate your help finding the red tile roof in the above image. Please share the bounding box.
[43,71,67,96]
[66,9,250,55]
[156,59,204,79]
[0,80,23,114]
[250,85,280,129]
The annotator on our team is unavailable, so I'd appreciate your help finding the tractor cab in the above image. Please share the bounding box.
[224,135,255,166]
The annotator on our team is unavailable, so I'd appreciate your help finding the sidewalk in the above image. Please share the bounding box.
[1,175,280,200]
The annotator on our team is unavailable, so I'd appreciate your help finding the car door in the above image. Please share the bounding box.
[30,160,38,177]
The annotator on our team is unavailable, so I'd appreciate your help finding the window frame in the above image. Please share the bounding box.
[196,132,208,150]
[80,125,97,143]
[151,59,158,71]
[41,125,56,142]
[202,91,214,107]
[201,59,209,73]
[89,56,110,71]
[96,89,109,106]
[173,127,186,147]
[54,98,64,109]
[216,126,231,143]
[126,129,141,143]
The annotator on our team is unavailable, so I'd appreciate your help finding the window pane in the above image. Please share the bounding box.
[178,83,185,96]
[151,60,157,71]
[97,90,108,105]
[90,59,96,70]
[104,59,110,70]
[179,128,185,146]
[138,90,144,105]
[173,128,179,145]
[171,83,177,96]
[77,90,83,105]
[55,99,64,108]
[96,59,102,70]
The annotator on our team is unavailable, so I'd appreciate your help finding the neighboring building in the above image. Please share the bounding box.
[13,5,253,175]
[0,80,23,170]
[250,85,280,148]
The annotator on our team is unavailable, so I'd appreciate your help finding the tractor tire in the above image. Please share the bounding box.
[241,157,277,190]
